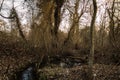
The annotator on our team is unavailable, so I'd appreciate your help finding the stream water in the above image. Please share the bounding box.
[22,67,33,80]
[15,66,38,80]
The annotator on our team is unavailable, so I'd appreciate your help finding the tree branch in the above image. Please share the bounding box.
[0,0,5,11]
[0,13,15,19]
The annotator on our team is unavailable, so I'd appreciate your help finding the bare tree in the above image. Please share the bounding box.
[29,0,65,50]
[88,0,97,79]
[64,0,89,48]
[10,0,27,42]
[107,0,120,49]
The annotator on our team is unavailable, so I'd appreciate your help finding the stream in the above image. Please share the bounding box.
[22,67,33,80]
[14,56,84,80]
[15,66,38,80]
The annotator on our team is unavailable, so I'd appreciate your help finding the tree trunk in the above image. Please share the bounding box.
[88,0,97,79]
[13,8,27,42]
[51,0,64,48]
[53,0,64,36]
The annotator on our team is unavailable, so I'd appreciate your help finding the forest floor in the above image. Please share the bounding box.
[38,63,120,80]
[0,39,120,80]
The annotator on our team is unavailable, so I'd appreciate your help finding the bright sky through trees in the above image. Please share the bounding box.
[0,0,117,32]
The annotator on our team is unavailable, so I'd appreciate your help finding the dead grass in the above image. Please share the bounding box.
[37,64,120,80]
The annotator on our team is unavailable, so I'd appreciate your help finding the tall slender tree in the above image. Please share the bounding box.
[88,0,97,79]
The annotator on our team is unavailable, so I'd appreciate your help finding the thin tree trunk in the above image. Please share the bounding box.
[88,0,97,79]
[0,0,5,11]
[13,8,27,42]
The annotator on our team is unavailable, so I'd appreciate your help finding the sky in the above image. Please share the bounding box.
[60,0,108,32]
[0,0,118,32]
[0,0,29,31]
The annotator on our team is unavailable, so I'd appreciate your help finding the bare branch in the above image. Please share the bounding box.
[107,8,120,22]
[0,13,15,19]
[0,0,5,11]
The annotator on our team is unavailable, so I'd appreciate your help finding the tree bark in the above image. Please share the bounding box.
[88,0,97,79]
[54,0,64,36]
